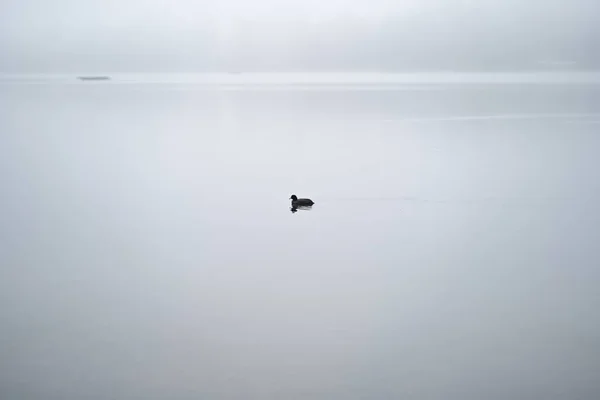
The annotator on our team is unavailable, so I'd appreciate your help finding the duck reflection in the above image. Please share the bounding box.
[290,205,313,213]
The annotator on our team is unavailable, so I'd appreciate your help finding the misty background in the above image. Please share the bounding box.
[2,1,600,400]
[1,0,599,73]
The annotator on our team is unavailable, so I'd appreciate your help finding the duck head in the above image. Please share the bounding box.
[290,195,298,201]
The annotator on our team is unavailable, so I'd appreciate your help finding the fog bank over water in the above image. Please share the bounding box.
[1,0,599,72]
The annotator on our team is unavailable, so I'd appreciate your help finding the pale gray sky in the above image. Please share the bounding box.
[1,0,598,72]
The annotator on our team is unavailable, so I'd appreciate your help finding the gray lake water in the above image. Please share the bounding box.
[1,76,600,399]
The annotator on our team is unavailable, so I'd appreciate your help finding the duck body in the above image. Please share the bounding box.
[290,194,314,207]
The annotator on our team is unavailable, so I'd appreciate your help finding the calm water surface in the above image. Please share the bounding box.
[1,76,599,399]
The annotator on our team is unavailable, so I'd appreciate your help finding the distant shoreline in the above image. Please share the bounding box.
[0,72,599,85]
[78,76,111,81]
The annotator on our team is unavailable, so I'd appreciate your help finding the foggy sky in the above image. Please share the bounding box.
[1,0,599,72]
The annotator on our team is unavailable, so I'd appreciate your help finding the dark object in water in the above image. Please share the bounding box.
[290,205,313,213]
[78,76,111,81]
[290,194,314,207]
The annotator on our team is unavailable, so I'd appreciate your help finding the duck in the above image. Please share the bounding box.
[290,194,315,207]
